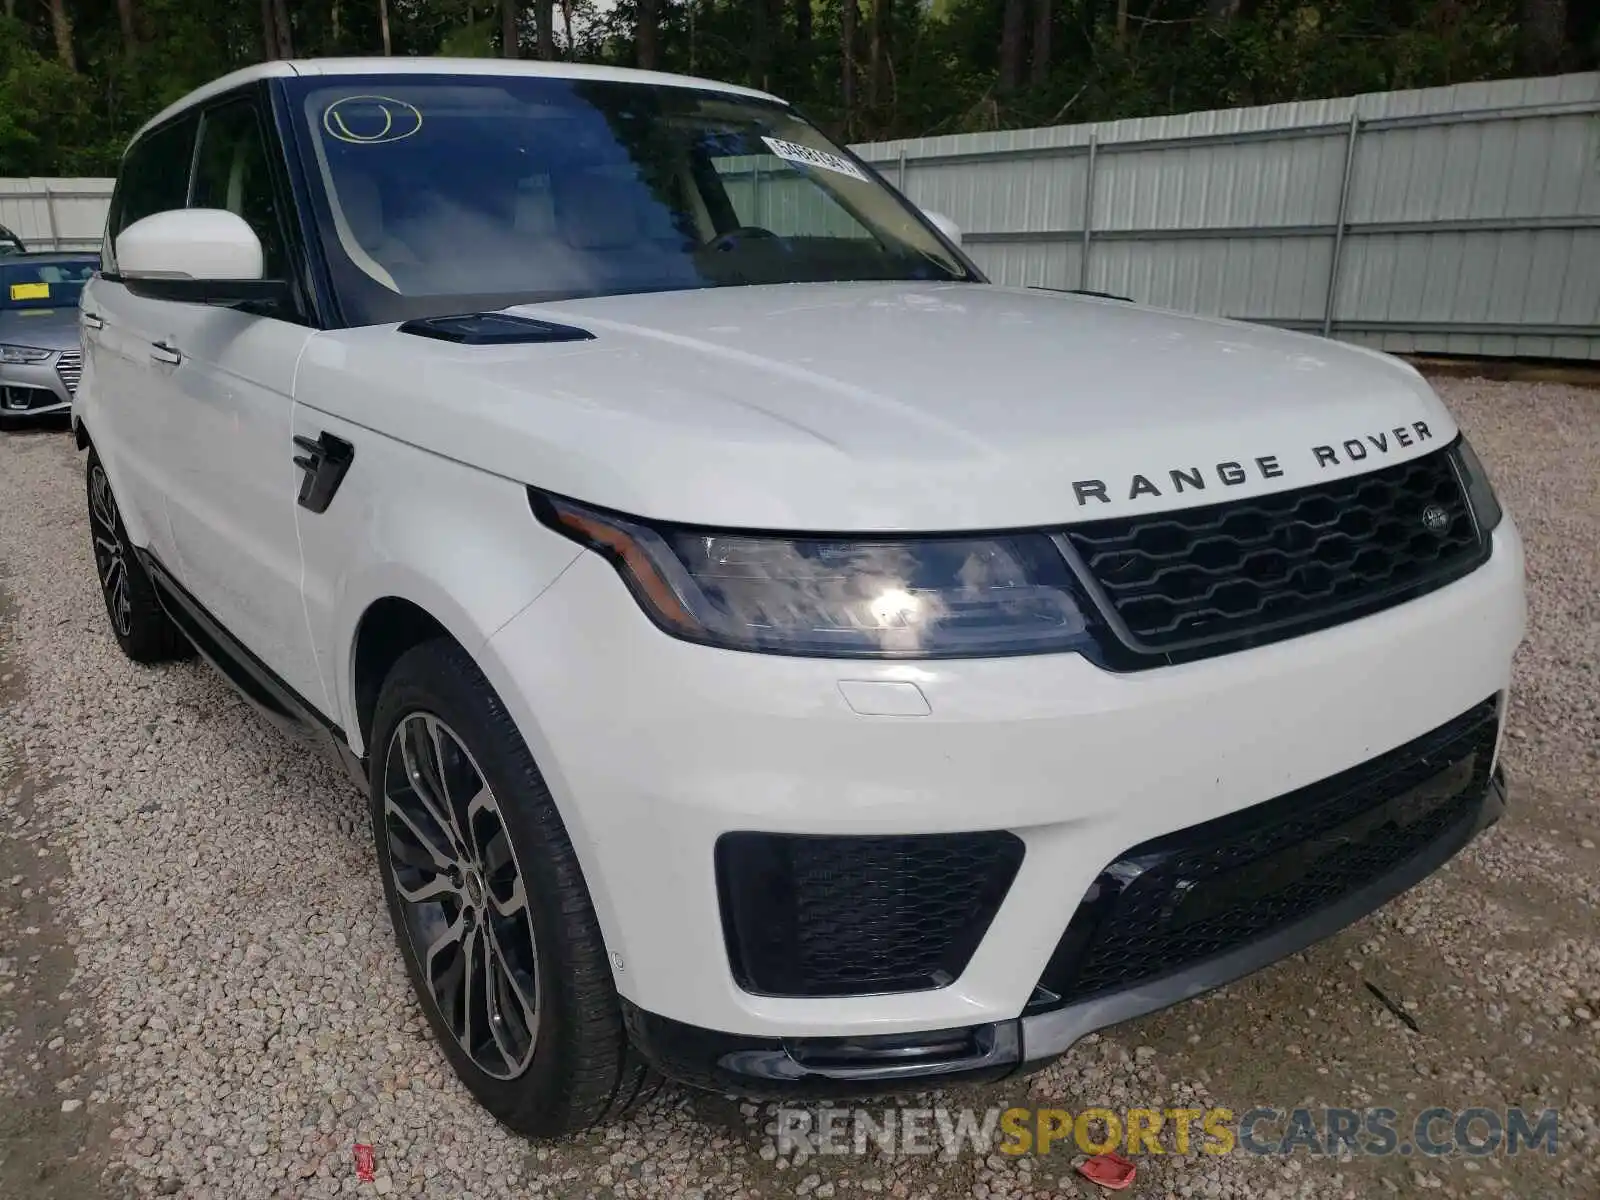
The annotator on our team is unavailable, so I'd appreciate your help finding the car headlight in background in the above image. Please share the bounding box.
[0,345,53,365]
[1452,437,1503,532]
[532,492,1095,658]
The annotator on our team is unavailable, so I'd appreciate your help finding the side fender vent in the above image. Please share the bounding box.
[398,312,596,345]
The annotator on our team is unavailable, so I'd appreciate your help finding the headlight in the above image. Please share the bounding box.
[532,492,1095,658]
[0,345,52,364]
[1452,437,1503,532]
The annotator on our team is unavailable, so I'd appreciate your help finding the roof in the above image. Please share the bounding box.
[132,57,784,147]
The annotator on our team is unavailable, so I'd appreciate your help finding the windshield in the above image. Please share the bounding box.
[284,75,974,326]
[0,258,97,310]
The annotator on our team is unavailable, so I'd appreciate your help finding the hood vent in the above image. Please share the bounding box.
[398,313,596,345]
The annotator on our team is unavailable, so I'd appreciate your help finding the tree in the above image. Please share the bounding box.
[116,0,139,55]
[47,0,75,70]
[502,0,519,55]
[0,0,1592,179]
[998,0,1025,91]
[869,0,890,110]
[637,0,659,69]
[841,0,858,128]
[1030,0,1050,86]
[1519,0,1567,72]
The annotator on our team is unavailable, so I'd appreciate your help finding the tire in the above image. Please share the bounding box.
[85,448,193,664]
[369,637,658,1138]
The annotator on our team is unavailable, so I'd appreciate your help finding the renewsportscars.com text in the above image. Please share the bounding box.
[773,1105,1561,1159]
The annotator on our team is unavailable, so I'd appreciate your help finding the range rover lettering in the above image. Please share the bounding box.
[75,58,1526,1137]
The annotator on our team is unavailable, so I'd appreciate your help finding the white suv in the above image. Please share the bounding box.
[77,58,1525,1137]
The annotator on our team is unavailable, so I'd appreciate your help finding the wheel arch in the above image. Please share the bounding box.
[343,582,623,984]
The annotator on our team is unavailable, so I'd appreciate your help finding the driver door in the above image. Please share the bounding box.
[159,90,329,713]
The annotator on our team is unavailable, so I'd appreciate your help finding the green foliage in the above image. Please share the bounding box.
[0,0,1585,177]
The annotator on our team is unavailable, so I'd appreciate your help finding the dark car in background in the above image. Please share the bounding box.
[0,253,97,429]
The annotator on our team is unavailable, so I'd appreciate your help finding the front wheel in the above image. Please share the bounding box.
[85,448,192,664]
[369,638,657,1137]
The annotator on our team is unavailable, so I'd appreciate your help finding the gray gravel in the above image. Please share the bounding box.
[0,374,1596,1200]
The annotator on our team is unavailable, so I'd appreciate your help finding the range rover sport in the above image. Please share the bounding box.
[74,57,1525,1137]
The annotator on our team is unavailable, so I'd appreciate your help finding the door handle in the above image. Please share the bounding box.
[150,340,182,365]
[82,312,104,330]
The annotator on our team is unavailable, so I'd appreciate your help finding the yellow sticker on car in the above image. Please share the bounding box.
[9,282,50,300]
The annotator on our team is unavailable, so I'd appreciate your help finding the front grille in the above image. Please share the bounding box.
[1061,444,1488,663]
[55,350,82,396]
[1034,698,1499,1008]
[716,831,1025,997]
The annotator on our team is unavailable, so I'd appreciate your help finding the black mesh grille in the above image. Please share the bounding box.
[1036,698,1499,1007]
[1062,445,1488,661]
[717,831,1025,997]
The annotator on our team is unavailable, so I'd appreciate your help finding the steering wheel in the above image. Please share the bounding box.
[705,226,780,253]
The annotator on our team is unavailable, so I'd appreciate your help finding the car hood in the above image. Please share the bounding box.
[0,306,81,352]
[296,282,1458,532]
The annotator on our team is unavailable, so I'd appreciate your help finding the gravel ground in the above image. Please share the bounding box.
[1,376,1596,1200]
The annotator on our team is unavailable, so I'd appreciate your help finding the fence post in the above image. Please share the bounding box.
[43,186,62,251]
[897,147,907,193]
[1079,134,1098,291]
[1322,112,1362,337]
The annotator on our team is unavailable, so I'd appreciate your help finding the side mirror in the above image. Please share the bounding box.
[115,209,287,305]
[924,210,962,247]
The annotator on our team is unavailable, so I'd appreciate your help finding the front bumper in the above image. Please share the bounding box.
[0,353,76,416]
[481,520,1525,1078]
[624,763,1506,1099]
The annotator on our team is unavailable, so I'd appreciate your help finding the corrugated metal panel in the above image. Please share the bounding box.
[855,71,1600,360]
[0,178,113,251]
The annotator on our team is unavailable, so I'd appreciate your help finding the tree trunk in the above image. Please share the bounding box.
[116,0,139,53]
[636,0,659,69]
[501,0,518,55]
[262,0,278,58]
[841,0,858,129]
[559,0,573,56]
[379,0,392,53]
[751,0,772,89]
[795,0,810,47]
[1206,0,1240,21]
[1030,0,1050,85]
[332,0,341,44]
[869,0,890,110]
[270,0,294,57]
[1518,0,1567,72]
[48,0,76,69]
[998,0,1025,92]
[1115,0,1128,47]
[535,0,553,58]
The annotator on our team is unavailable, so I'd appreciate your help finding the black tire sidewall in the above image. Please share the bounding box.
[84,448,187,663]
[368,638,628,1136]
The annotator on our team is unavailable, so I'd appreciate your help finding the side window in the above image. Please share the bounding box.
[106,114,199,269]
[191,98,290,277]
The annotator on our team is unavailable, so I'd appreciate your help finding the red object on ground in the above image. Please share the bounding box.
[353,1143,377,1183]
[1076,1151,1138,1190]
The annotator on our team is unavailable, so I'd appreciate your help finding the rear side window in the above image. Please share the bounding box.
[191,98,290,278]
[106,114,199,268]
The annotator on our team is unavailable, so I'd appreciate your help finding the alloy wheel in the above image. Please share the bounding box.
[88,464,132,638]
[382,713,541,1079]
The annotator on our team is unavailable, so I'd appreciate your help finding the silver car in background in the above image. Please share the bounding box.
[0,253,96,429]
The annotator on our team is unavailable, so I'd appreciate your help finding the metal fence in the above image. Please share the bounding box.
[0,178,114,254]
[855,71,1600,360]
[4,70,1597,359]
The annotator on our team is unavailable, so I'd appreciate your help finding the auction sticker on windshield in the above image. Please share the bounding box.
[761,136,869,182]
